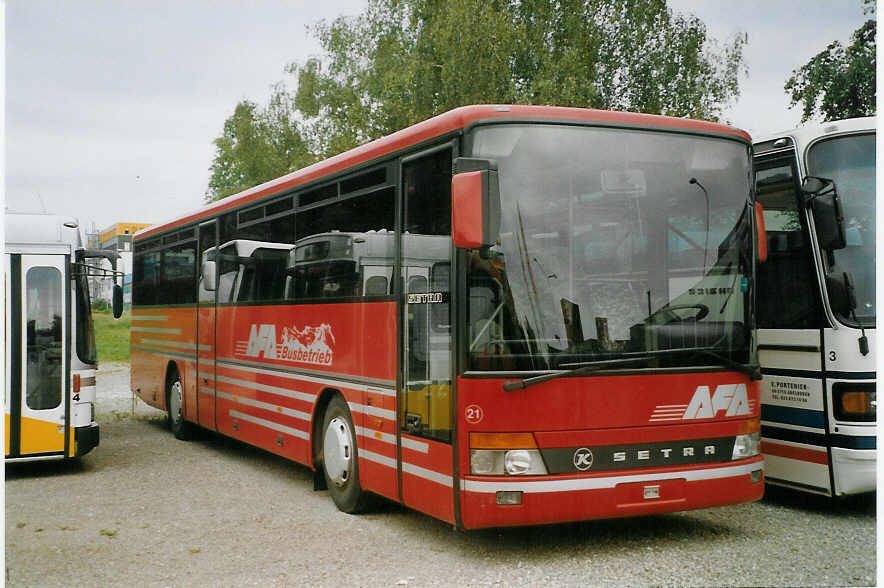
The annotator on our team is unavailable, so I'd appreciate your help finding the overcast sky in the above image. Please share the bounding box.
[4,0,872,234]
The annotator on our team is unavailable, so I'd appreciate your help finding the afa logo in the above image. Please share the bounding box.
[649,383,752,422]
[240,322,335,366]
[683,383,750,419]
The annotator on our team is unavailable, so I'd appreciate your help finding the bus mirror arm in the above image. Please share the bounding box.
[451,157,501,249]
[81,248,120,271]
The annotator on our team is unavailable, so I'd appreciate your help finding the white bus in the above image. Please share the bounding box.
[4,212,122,462]
[753,117,875,496]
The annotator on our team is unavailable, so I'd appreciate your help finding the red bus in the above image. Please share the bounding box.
[131,105,765,529]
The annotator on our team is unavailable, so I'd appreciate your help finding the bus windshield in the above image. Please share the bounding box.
[466,124,754,372]
[806,133,875,325]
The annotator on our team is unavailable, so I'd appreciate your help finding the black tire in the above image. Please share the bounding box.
[167,369,193,441]
[321,395,368,513]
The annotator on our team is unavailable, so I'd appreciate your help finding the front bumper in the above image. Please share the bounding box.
[75,422,100,457]
[459,457,764,529]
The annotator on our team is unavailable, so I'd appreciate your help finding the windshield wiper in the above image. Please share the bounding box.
[502,355,653,391]
[646,346,761,380]
[502,346,761,391]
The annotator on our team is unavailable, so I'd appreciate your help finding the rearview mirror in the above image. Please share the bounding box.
[451,157,501,249]
[112,284,124,319]
[201,260,217,292]
[802,176,846,251]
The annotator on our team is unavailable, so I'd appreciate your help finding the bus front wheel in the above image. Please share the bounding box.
[167,370,193,441]
[322,395,368,513]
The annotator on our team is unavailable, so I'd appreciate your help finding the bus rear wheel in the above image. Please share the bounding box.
[167,370,193,441]
[322,395,368,513]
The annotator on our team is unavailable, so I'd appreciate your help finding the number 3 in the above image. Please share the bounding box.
[829,351,837,362]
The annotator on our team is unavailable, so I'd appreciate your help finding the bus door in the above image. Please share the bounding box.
[399,147,456,524]
[197,220,218,429]
[754,152,831,494]
[6,254,69,458]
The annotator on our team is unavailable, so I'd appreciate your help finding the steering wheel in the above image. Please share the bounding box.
[649,303,710,324]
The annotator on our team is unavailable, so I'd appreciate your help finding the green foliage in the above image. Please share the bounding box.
[205,91,318,202]
[784,16,876,123]
[206,0,747,201]
[93,309,130,363]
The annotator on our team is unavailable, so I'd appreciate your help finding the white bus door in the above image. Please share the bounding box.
[6,254,69,458]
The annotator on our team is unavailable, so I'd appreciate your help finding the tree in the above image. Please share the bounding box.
[294,0,746,152]
[784,5,876,123]
[207,0,747,200]
[205,87,317,202]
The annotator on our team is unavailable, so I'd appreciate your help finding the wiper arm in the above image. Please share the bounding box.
[641,346,761,380]
[502,356,653,391]
[693,349,762,380]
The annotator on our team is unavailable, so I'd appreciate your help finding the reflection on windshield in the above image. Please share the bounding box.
[467,124,753,372]
[807,133,876,324]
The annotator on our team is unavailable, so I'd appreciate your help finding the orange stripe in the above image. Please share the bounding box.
[762,441,829,465]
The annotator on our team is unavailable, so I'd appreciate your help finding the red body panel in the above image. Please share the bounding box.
[130,307,198,413]
[457,373,763,529]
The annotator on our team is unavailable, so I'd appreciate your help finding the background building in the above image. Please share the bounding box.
[91,222,151,306]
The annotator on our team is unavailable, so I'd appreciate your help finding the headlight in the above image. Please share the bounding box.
[470,449,548,475]
[732,432,760,460]
[833,383,875,422]
[469,432,548,475]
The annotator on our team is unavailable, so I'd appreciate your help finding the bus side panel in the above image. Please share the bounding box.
[212,301,398,495]
[401,435,455,524]
[130,307,198,413]
[757,328,832,494]
[356,387,399,502]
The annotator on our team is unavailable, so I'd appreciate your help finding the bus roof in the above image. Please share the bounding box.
[136,104,752,241]
[4,212,83,251]
[753,116,876,150]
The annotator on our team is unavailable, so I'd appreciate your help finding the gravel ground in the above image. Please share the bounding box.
[4,363,877,587]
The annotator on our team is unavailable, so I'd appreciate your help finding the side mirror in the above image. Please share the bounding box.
[825,269,857,317]
[754,201,768,263]
[112,284,124,319]
[451,157,501,249]
[802,176,846,251]
[202,260,217,292]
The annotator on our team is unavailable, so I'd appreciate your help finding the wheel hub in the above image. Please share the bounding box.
[323,417,353,487]
[170,380,182,423]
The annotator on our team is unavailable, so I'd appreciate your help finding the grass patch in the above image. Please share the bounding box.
[93,309,130,363]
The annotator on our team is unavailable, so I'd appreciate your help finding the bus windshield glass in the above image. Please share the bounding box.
[466,124,753,372]
[806,133,875,325]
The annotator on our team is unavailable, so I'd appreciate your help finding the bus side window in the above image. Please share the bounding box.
[364,275,388,296]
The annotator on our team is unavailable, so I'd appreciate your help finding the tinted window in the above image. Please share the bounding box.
[160,242,197,304]
[289,187,395,301]
[754,158,823,328]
